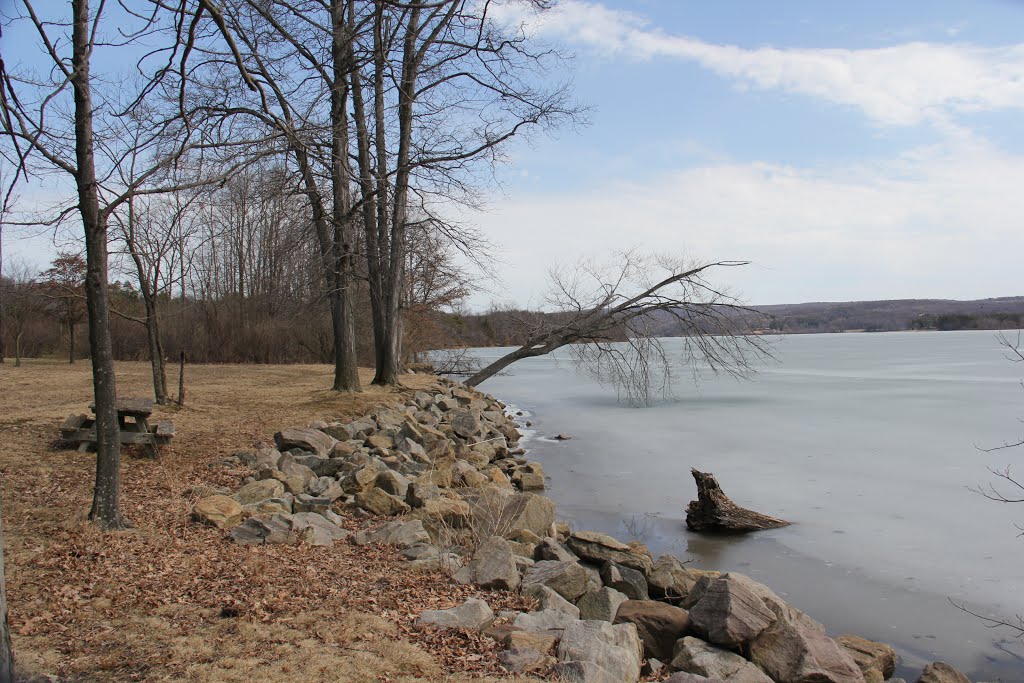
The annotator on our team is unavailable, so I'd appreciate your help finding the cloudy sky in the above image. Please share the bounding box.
[5,0,1024,309]
[463,0,1024,308]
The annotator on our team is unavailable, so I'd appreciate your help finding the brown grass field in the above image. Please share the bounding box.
[0,359,535,683]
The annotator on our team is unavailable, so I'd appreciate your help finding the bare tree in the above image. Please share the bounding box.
[0,259,37,366]
[464,253,771,406]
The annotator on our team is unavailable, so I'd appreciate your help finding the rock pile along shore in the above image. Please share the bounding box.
[190,377,975,683]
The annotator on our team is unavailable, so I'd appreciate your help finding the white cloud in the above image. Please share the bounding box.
[471,138,1024,307]
[494,1,1024,126]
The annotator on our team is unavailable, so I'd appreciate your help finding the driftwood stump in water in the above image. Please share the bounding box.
[686,469,791,533]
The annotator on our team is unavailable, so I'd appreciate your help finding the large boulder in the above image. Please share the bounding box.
[914,663,970,683]
[578,587,629,622]
[512,608,580,636]
[524,583,581,618]
[453,536,521,590]
[836,635,896,683]
[228,513,298,545]
[354,519,431,548]
[567,531,654,575]
[498,647,556,674]
[192,495,244,529]
[614,600,690,661]
[551,661,623,683]
[749,618,865,683]
[649,555,719,604]
[601,561,649,600]
[355,488,411,516]
[233,479,285,506]
[557,620,644,683]
[688,574,777,647]
[274,427,336,456]
[451,410,481,438]
[290,512,350,546]
[522,560,590,603]
[415,597,494,631]
[670,637,772,683]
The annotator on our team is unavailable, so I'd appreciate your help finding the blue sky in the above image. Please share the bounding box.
[5,0,1024,309]
[468,0,1024,308]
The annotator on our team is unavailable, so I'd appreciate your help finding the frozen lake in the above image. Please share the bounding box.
[469,330,1024,680]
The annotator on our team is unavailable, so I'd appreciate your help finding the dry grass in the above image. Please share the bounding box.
[0,359,535,683]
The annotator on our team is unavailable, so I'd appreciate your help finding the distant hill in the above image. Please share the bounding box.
[751,297,1024,333]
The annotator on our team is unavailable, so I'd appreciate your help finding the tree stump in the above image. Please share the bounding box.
[686,469,791,533]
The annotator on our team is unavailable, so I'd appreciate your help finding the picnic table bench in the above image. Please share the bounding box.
[61,398,174,457]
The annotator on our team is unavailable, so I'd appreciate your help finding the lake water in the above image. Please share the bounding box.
[469,331,1024,681]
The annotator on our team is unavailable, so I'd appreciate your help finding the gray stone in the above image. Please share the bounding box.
[233,479,285,506]
[277,454,317,485]
[293,494,332,513]
[355,488,411,516]
[550,661,622,683]
[498,647,555,674]
[578,587,629,622]
[415,597,494,631]
[306,476,344,501]
[601,561,649,601]
[614,600,690,661]
[355,519,431,548]
[671,637,772,683]
[915,663,970,683]
[511,608,580,636]
[451,410,481,438]
[374,469,411,498]
[274,427,336,456]
[665,675,729,683]
[567,530,654,575]
[291,512,350,545]
[524,583,581,618]
[750,618,865,683]
[456,536,521,590]
[836,635,897,683]
[557,620,644,683]
[228,513,297,545]
[688,573,777,647]
[406,481,441,508]
[192,495,244,529]
[649,555,718,604]
[402,544,441,561]
[522,560,590,603]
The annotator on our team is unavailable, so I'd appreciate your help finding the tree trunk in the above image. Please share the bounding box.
[685,469,790,533]
[72,0,128,531]
[0,498,13,683]
[144,296,167,404]
[464,346,537,387]
[68,319,75,363]
[13,332,21,368]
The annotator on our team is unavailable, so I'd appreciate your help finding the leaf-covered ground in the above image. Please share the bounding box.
[0,359,535,682]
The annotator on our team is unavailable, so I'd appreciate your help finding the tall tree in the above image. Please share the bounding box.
[0,494,12,683]
[40,252,87,364]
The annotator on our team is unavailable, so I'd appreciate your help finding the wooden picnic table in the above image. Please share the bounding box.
[61,398,174,457]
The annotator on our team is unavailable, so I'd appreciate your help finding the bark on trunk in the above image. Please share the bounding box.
[464,346,537,387]
[685,469,790,533]
[13,333,21,368]
[72,0,128,530]
[68,320,75,363]
[0,498,13,683]
[144,297,167,404]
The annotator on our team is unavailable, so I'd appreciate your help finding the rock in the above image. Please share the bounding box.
[374,469,410,498]
[522,560,590,603]
[277,454,318,485]
[293,494,332,513]
[505,492,556,537]
[551,661,622,683]
[524,583,581,618]
[671,637,772,683]
[512,608,580,636]
[578,587,629,622]
[512,470,546,491]
[305,476,344,501]
[402,544,440,562]
[417,496,471,527]
[274,427,336,456]
[688,573,777,647]
[601,561,650,600]
[235,448,282,470]
[915,663,970,683]
[614,600,690,661]
[451,410,481,438]
[750,617,865,683]
[538,538,579,563]
[321,423,354,441]
[555,433,572,440]
[505,629,559,654]
[355,519,430,548]
[290,512,350,545]
[415,597,494,631]
[229,513,298,545]
[191,495,244,529]
[686,469,790,533]
[366,433,394,451]
[649,555,718,604]
[498,647,555,674]
[567,531,654,575]
[557,620,644,683]
[406,481,441,508]
[355,488,411,516]
[233,479,286,506]
[244,495,293,516]
[836,635,897,683]
[455,536,521,590]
